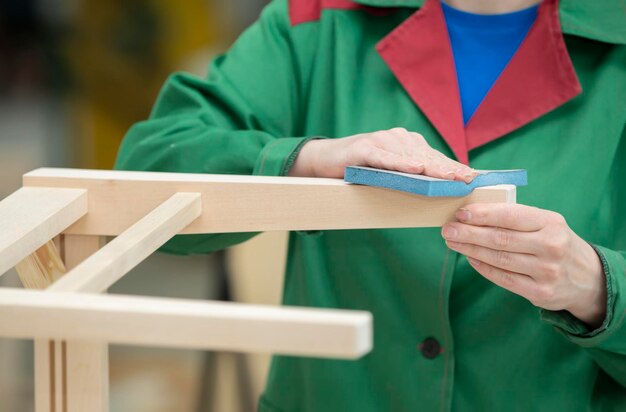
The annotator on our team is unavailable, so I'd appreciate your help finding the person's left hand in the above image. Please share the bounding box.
[441,203,607,328]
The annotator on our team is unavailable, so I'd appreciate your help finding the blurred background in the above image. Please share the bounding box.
[0,0,292,411]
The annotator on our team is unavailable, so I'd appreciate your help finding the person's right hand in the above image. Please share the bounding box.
[288,127,478,182]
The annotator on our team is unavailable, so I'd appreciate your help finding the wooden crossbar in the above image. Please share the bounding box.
[50,193,202,293]
[0,288,372,359]
[0,187,87,276]
[23,168,516,236]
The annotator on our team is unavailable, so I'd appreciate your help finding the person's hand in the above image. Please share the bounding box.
[288,128,478,182]
[441,204,607,328]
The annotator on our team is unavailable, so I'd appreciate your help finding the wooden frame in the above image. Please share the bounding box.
[0,168,517,411]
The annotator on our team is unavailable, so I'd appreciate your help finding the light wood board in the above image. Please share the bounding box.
[0,187,87,276]
[0,288,372,359]
[23,168,516,236]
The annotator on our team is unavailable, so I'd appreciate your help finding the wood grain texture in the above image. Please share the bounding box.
[0,187,87,276]
[23,168,516,236]
[50,193,201,294]
[0,288,372,359]
[16,241,66,290]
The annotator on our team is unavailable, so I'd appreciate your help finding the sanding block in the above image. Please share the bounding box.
[344,166,527,197]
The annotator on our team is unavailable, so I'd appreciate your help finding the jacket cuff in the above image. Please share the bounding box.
[540,245,626,351]
[253,136,319,176]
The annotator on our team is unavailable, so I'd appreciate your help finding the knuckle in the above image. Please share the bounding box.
[405,162,425,173]
[501,207,519,226]
[541,262,561,280]
[543,238,559,254]
[498,270,516,288]
[543,236,567,259]
[470,207,485,222]
[550,212,567,226]
[495,250,512,267]
[389,127,407,134]
[493,228,511,248]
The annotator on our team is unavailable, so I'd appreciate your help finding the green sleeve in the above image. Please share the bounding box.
[541,127,626,388]
[114,0,315,255]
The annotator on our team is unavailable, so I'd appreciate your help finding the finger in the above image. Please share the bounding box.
[420,149,477,183]
[372,147,466,180]
[441,222,540,254]
[457,203,559,232]
[465,257,536,300]
[368,148,426,175]
[446,240,540,277]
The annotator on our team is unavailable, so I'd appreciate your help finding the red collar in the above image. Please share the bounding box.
[377,0,581,164]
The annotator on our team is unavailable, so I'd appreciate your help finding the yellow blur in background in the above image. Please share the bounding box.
[0,1,288,411]
[69,0,218,169]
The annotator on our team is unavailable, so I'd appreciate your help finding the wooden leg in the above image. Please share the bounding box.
[64,340,109,412]
[16,241,65,412]
[62,235,108,412]
[33,340,53,412]
[16,236,108,412]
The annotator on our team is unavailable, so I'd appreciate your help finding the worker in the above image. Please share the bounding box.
[115,0,626,410]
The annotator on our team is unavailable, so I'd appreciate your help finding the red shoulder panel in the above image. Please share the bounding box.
[289,0,392,26]
[288,0,323,26]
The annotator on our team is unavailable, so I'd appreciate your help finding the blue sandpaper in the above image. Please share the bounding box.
[344,166,527,197]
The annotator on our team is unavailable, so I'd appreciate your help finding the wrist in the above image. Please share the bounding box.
[288,139,322,177]
[566,244,607,329]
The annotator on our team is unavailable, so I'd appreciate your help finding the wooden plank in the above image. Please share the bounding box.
[50,193,202,293]
[23,168,516,236]
[0,288,372,359]
[61,235,108,412]
[0,187,87,276]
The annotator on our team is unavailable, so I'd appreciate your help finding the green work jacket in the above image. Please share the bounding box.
[116,0,626,410]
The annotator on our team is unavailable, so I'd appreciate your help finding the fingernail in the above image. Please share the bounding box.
[442,225,458,239]
[456,209,471,222]
[446,240,462,249]
[468,257,481,267]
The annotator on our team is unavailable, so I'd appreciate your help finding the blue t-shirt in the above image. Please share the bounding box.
[441,2,539,124]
